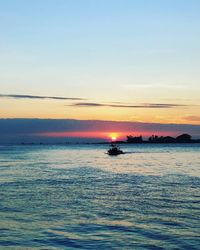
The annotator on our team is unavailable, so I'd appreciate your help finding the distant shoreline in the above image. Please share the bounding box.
[0,133,200,146]
[0,141,199,146]
[96,140,200,144]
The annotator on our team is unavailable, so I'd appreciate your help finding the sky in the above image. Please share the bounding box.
[0,0,200,142]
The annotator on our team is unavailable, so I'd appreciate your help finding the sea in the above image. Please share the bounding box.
[0,144,200,250]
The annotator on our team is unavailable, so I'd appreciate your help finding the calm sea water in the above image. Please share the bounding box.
[0,144,200,249]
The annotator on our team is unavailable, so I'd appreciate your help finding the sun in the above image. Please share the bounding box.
[109,133,118,141]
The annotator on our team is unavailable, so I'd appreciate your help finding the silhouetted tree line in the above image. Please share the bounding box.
[126,133,199,143]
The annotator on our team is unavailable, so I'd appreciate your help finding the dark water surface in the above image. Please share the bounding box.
[0,144,200,249]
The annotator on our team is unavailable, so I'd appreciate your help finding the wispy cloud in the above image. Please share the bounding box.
[0,94,85,101]
[0,94,188,109]
[73,102,104,107]
[183,116,200,121]
[71,102,187,109]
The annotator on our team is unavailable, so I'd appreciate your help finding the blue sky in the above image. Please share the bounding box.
[0,0,200,141]
[1,0,200,100]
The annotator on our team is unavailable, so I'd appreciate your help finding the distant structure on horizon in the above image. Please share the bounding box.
[148,133,192,143]
[126,133,199,143]
[127,135,143,143]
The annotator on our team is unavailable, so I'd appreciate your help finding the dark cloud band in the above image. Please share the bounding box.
[183,116,200,121]
[72,102,186,109]
[0,118,199,134]
[0,119,199,143]
[0,94,85,101]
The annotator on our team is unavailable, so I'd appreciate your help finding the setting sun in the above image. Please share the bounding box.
[109,133,119,141]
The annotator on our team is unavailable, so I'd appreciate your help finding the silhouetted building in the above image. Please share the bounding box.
[148,133,192,143]
[148,135,160,142]
[125,133,195,144]
[176,134,191,142]
[148,135,176,143]
[127,135,143,143]
[162,136,176,143]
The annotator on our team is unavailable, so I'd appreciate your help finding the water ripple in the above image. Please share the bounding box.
[0,144,199,249]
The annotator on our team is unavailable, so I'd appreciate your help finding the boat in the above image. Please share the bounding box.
[107,144,124,156]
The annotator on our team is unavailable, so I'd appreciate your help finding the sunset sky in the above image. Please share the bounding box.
[0,0,200,142]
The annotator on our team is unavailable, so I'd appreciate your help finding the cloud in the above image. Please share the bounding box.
[73,102,104,107]
[0,94,188,109]
[72,102,186,109]
[0,118,199,143]
[183,116,200,121]
[0,94,85,101]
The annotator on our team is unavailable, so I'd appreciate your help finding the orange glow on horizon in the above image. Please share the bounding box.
[36,130,182,140]
[37,131,125,141]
